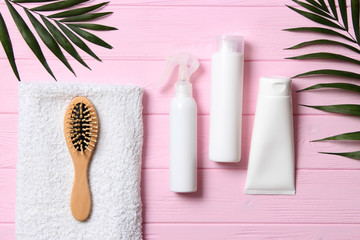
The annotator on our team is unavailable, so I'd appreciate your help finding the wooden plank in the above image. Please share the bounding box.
[2,169,360,223]
[1,59,360,115]
[0,115,17,169]
[0,5,357,61]
[1,114,360,170]
[144,223,360,240]
[0,170,16,223]
[0,0,302,7]
[2,223,360,240]
[0,224,14,240]
[0,0,354,7]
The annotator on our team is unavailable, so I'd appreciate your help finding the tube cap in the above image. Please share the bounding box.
[216,35,244,53]
[259,76,292,96]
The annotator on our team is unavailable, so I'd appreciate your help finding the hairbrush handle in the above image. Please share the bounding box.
[64,96,98,222]
[70,156,91,221]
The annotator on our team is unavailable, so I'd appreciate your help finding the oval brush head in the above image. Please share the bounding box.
[64,96,98,221]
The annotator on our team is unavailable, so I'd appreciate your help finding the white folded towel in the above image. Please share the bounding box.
[16,82,143,240]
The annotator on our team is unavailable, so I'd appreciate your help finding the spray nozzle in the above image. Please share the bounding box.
[158,52,199,97]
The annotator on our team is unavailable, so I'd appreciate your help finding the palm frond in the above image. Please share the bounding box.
[286,5,343,29]
[292,0,335,19]
[0,13,20,81]
[320,151,360,160]
[338,0,348,30]
[283,27,356,43]
[6,0,56,80]
[48,2,110,18]
[293,69,360,79]
[59,12,112,23]
[31,0,89,11]
[313,131,360,141]
[67,24,113,49]
[1,0,116,80]
[287,52,360,65]
[301,104,360,116]
[67,23,117,31]
[297,83,360,92]
[41,16,90,69]
[285,39,360,54]
[56,22,101,61]
[25,9,75,75]
[351,0,360,43]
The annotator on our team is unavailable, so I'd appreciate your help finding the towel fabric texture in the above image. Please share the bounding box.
[16,82,143,240]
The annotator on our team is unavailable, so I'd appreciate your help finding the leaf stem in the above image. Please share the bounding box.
[9,0,46,19]
[324,4,358,45]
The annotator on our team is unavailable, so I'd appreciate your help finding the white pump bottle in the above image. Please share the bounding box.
[160,52,199,193]
[209,35,244,163]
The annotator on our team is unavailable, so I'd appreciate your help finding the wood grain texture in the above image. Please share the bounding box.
[0,4,358,61]
[1,59,360,115]
[2,223,360,240]
[144,223,360,240]
[1,0,360,239]
[0,225,15,240]
[2,169,360,224]
[1,114,360,170]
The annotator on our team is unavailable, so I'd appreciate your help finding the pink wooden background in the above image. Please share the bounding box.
[1,0,360,239]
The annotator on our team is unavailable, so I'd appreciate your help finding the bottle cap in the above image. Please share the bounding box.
[159,52,199,97]
[216,35,244,53]
[259,76,292,96]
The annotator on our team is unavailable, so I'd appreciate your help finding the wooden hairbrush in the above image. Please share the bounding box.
[64,96,98,221]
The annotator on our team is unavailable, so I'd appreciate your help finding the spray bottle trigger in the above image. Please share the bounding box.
[156,53,199,88]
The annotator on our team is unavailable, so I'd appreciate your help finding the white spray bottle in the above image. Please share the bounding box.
[160,52,200,193]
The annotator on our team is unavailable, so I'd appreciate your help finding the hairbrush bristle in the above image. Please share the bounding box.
[67,101,98,153]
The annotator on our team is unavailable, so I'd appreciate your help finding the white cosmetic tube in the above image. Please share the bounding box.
[245,76,295,195]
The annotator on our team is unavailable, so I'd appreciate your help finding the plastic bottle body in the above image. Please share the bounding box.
[170,96,197,192]
[245,77,295,195]
[209,52,244,162]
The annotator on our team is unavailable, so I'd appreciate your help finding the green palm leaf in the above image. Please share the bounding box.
[327,0,338,20]
[293,69,360,79]
[320,151,360,160]
[292,0,335,19]
[67,24,113,49]
[286,5,343,29]
[55,22,101,61]
[318,0,329,12]
[338,0,348,30]
[59,12,112,23]
[13,0,58,2]
[301,104,360,116]
[305,0,328,12]
[67,23,117,31]
[287,52,360,65]
[48,2,109,18]
[25,9,75,75]
[41,16,90,69]
[351,0,360,43]
[286,0,360,160]
[283,27,356,43]
[314,131,360,141]
[1,0,116,80]
[6,0,56,80]
[298,83,360,92]
[285,39,360,54]
[32,0,89,11]
[0,13,20,81]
